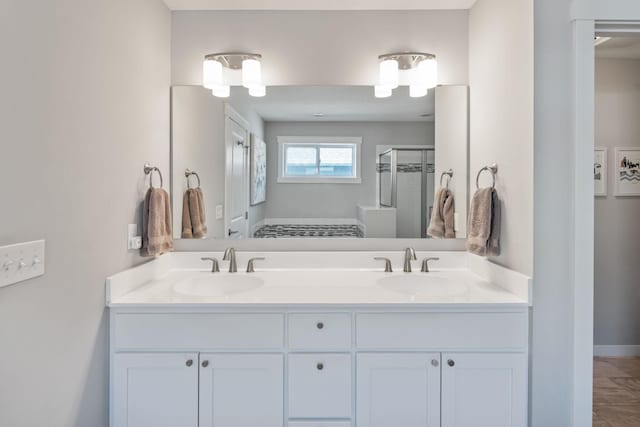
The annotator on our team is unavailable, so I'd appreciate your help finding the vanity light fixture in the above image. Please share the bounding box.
[203,52,266,98]
[374,52,437,98]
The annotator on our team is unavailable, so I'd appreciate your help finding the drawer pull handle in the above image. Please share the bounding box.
[431,359,439,367]
[186,359,193,367]
[316,322,324,330]
[317,363,324,371]
[447,359,455,367]
[201,360,209,368]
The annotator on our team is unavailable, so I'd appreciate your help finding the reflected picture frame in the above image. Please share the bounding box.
[250,134,267,205]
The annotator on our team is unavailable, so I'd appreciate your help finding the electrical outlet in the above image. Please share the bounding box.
[127,224,142,250]
[0,240,45,288]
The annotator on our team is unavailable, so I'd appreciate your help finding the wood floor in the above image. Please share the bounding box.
[594,357,640,426]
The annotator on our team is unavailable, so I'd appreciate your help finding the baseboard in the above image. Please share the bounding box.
[594,345,640,357]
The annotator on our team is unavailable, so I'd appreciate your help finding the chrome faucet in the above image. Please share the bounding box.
[246,257,265,273]
[201,257,220,273]
[420,257,440,273]
[403,247,417,272]
[223,248,237,273]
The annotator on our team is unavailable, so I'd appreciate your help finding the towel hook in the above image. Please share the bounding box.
[185,169,201,189]
[475,163,498,190]
[144,163,163,189]
[440,169,453,189]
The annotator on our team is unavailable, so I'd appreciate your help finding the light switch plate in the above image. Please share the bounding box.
[215,205,224,220]
[0,240,45,288]
[127,224,142,250]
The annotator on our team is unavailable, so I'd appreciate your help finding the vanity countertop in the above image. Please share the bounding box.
[107,267,528,308]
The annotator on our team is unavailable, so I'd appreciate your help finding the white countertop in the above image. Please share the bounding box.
[107,267,528,308]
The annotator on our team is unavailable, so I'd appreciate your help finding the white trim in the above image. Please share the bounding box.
[573,18,596,427]
[224,103,251,133]
[277,136,362,184]
[594,345,640,357]
[466,254,532,304]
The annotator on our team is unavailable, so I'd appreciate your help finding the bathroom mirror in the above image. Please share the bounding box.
[171,85,468,240]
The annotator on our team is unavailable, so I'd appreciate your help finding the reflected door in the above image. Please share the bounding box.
[225,116,249,239]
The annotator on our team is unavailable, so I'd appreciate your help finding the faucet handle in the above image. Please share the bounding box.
[420,257,440,273]
[374,257,393,272]
[201,257,220,273]
[246,257,265,273]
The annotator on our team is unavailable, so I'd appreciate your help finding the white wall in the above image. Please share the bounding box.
[0,1,171,426]
[469,0,534,277]
[594,58,640,347]
[171,10,469,86]
[263,121,433,220]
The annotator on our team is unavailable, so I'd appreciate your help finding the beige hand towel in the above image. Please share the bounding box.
[141,187,174,257]
[181,188,208,239]
[427,188,456,239]
[466,188,501,256]
[181,190,194,239]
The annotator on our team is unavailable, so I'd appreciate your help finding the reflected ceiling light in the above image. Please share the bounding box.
[374,52,437,98]
[202,52,266,98]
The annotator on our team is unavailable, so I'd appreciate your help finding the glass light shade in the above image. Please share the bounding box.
[248,85,266,97]
[203,59,223,90]
[419,58,438,89]
[242,59,262,89]
[211,85,230,98]
[374,85,392,98]
[409,85,428,98]
[379,59,399,89]
[408,67,428,97]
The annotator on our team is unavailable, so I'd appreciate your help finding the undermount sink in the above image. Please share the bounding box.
[173,273,264,297]
[377,274,468,297]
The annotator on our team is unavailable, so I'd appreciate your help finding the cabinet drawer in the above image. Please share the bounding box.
[288,353,352,418]
[289,423,351,427]
[113,313,284,350]
[357,312,527,350]
[288,313,352,349]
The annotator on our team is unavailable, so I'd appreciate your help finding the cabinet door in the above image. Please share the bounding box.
[199,353,284,427]
[112,352,198,427]
[441,353,527,427]
[356,353,441,427]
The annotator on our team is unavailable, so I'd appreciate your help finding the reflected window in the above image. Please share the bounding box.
[278,137,362,183]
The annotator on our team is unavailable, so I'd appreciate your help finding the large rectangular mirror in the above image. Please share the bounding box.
[171,85,468,240]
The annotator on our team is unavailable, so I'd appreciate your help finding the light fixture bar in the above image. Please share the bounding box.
[204,52,262,69]
[374,51,437,98]
[378,52,436,70]
[203,52,266,98]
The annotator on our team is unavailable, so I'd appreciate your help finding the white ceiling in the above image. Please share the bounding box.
[164,0,477,11]
[228,86,435,122]
[596,37,640,60]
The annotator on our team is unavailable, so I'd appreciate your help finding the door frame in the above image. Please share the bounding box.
[571,8,640,426]
[224,104,251,238]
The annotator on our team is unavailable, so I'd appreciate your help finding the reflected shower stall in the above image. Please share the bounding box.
[379,148,435,238]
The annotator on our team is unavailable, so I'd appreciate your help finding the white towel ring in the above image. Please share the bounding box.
[185,169,201,189]
[475,163,498,190]
[144,163,163,189]
[440,169,453,189]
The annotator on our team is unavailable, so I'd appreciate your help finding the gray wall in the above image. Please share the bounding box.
[0,1,171,426]
[263,121,433,219]
[594,58,640,346]
[469,0,534,277]
[171,10,469,86]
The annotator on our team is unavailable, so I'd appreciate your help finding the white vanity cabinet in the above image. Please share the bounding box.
[109,308,528,427]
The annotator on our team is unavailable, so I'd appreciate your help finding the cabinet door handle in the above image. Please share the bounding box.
[186,359,193,367]
[447,359,455,367]
[316,322,324,330]
[431,359,439,367]
[201,360,209,368]
[316,363,324,371]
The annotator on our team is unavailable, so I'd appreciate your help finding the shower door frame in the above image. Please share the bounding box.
[379,147,433,238]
